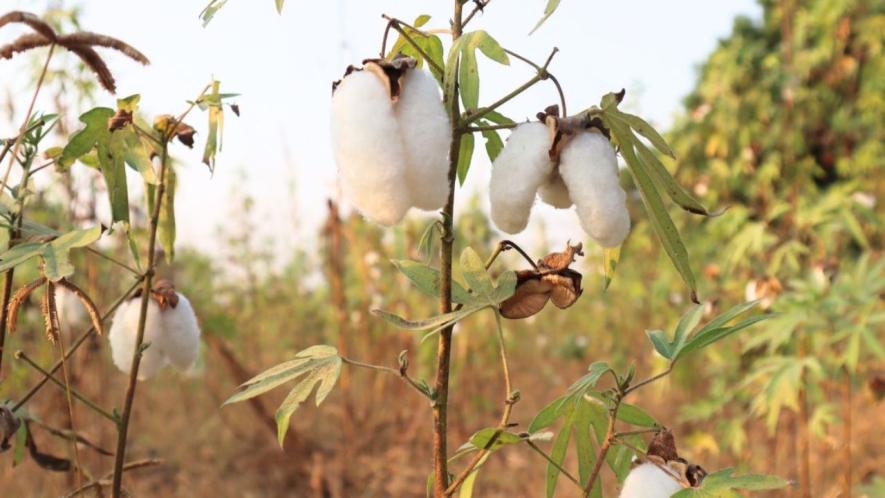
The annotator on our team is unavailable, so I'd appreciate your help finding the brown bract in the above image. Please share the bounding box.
[536,105,611,165]
[642,428,708,488]
[132,279,179,310]
[499,242,584,319]
[0,11,150,93]
[153,114,196,148]
[331,56,418,102]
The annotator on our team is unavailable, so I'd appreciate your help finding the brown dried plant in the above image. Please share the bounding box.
[6,276,104,341]
[0,10,150,93]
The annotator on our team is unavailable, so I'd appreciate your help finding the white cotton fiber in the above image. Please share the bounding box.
[395,69,451,211]
[331,70,412,226]
[559,130,631,247]
[55,286,87,337]
[109,298,167,380]
[489,122,554,233]
[161,293,201,370]
[538,172,573,209]
[619,463,684,498]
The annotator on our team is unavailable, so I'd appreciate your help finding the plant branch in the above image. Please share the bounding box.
[63,459,163,498]
[461,123,517,133]
[462,0,492,28]
[340,356,430,399]
[625,361,676,395]
[12,275,144,411]
[525,439,583,489]
[85,247,140,275]
[463,47,558,125]
[502,48,566,116]
[431,3,464,495]
[380,15,445,76]
[444,312,516,496]
[15,351,117,423]
[584,399,621,496]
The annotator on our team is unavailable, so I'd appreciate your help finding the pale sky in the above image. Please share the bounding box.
[0,0,761,264]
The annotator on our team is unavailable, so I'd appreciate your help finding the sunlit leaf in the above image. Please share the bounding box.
[602,246,620,291]
[530,0,562,34]
[391,259,474,304]
[457,131,475,185]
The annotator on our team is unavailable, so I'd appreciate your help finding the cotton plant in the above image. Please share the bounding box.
[223,2,786,498]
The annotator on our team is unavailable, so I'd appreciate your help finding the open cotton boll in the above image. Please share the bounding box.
[489,122,554,233]
[538,172,573,209]
[161,293,201,370]
[331,70,411,226]
[619,463,684,498]
[560,130,631,247]
[108,298,167,380]
[396,69,451,211]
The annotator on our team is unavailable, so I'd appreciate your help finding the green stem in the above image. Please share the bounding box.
[525,440,582,489]
[340,356,430,399]
[14,351,116,423]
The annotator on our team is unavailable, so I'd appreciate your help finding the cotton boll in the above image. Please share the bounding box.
[559,130,631,247]
[619,463,684,498]
[489,122,554,233]
[331,71,412,225]
[538,172,572,209]
[396,69,451,211]
[108,298,167,380]
[161,293,201,370]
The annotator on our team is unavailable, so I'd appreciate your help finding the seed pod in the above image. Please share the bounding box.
[331,70,411,226]
[489,122,554,234]
[108,297,167,380]
[538,172,572,209]
[559,130,630,247]
[618,463,684,498]
[395,68,451,211]
[161,293,201,370]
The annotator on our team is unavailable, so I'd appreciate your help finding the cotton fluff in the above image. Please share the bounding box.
[331,70,411,226]
[619,463,684,498]
[395,69,451,211]
[108,293,201,380]
[538,172,573,209]
[109,298,167,380]
[161,293,201,370]
[489,122,554,233]
[559,130,631,247]
[55,286,87,337]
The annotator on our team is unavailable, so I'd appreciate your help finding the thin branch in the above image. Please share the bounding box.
[462,0,492,28]
[63,459,163,498]
[526,439,582,489]
[444,312,516,496]
[584,399,621,496]
[625,361,676,395]
[380,15,445,76]
[15,351,117,423]
[86,247,140,275]
[461,123,517,133]
[340,356,430,399]
[463,47,559,125]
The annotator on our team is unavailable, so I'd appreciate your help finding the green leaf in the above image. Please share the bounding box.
[159,166,176,262]
[602,246,620,291]
[116,94,140,113]
[199,0,228,26]
[372,303,487,334]
[606,116,697,301]
[202,80,223,171]
[61,107,114,164]
[646,329,672,359]
[615,402,658,427]
[12,420,27,467]
[546,406,573,498]
[387,16,444,84]
[482,110,515,126]
[566,361,612,399]
[275,0,285,14]
[457,132,475,185]
[102,132,131,226]
[480,126,503,163]
[530,0,562,34]
[459,47,479,110]
[460,247,494,298]
[672,468,789,497]
[529,396,566,433]
[607,109,675,158]
[42,226,104,281]
[671,304,706,354]
[224,345,341,446]
[634,138,713,216]
[121,128,159,185]
[573,401,600,494]
[680,315,770,357]
[391,260,473,304]
[0,242,46,273]
[468,427,522,450]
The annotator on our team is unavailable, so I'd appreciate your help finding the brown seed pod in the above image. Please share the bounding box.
[499,242,584,319]
[55,279,105,336]
[6,277,47,335]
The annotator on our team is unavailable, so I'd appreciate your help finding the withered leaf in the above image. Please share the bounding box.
[107,109,133,131]
[153,115,196,147]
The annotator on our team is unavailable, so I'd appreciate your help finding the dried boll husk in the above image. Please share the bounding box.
[331,70,412,226]
[618,463,684,498]
[559,130,631,247]
[538,171,572,208]
[395,68,451,211]
[161,293,201,370]
[489,122,555,233]
[109,298,167,380]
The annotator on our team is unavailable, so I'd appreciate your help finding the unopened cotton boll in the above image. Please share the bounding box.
[109,298,167,380]
[489,122,554,233]
[538,173,573,209]
[559,130,631,247]
[619,463,684,498]
[396,69,451,211]
[331,70,412,226]
[161,293,201,370]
